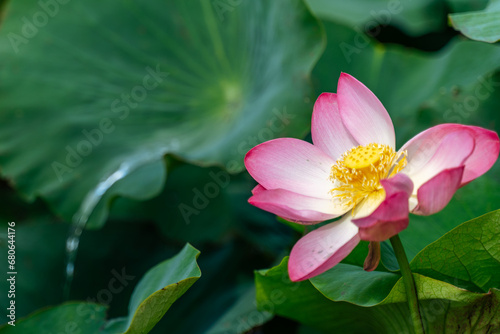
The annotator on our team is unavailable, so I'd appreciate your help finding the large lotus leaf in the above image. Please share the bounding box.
[305,0,446,36]
[310,260,495,309]
[0,0,324,228]
[316,269,498,306]
[309,210,500,305]
[384,277,500,333]
[310,263,400,307]
[402,166,500,260]
[449,0,500,43]
[411,209,500,293]
[255,258,411,333]
[256,258,500,333]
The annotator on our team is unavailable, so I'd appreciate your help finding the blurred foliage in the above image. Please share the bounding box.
[446,0,489,12]
[0,0,499,333]
[449,0,500,42]
[306,0,447,36]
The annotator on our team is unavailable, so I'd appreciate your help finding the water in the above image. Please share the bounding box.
[63,166,129,299]
[62,146,175,299]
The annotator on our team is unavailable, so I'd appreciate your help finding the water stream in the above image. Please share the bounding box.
[63,165,130,299]
[62,146,172,299]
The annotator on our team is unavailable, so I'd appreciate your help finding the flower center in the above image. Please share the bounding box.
[330,143,407,211]
[343,144,383,169]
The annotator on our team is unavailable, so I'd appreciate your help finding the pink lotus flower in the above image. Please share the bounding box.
[245,73,499,282]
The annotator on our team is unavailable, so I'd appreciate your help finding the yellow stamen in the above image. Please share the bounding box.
[330,143,407,212]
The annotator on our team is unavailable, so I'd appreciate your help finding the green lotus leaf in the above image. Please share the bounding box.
[0,0,324,228]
